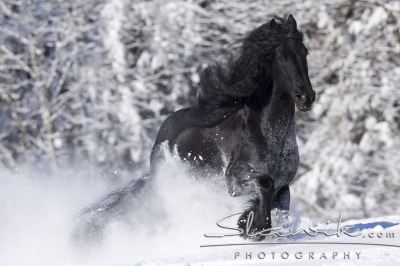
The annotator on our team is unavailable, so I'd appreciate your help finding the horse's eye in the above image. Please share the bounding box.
[278,55,285,62]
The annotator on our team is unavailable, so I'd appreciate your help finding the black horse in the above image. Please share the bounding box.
[75,14,315,242]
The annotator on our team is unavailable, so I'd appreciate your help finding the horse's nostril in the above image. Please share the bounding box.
[296,94,306,100]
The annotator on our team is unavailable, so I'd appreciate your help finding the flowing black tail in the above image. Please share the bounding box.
[72,176,152,244]
[72,134,171,244]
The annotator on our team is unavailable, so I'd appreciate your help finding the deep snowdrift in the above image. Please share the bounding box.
[1,158,399,266]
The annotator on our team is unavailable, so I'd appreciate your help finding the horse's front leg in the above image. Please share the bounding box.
[237,175,275,241]
[272,185,290,211]
[270,185,293,230]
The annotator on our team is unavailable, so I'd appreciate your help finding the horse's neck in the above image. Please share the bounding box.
[259,84,296,140]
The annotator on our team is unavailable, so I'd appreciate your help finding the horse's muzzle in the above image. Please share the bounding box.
[295,91,315,112]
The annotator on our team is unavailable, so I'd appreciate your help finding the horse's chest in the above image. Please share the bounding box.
[263,132,298,166]
[237,117,299,188]
[265,122,299,180]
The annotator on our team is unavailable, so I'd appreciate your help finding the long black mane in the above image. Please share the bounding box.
[151,17,305,149]
[154,17,303,149]
[199,16,303,120]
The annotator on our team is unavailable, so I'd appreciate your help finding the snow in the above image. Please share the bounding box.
[101,0,126,77]
[365,7,388,31]
[1,158,400,266]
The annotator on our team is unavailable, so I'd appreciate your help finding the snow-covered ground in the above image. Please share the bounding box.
[1,158,399,266]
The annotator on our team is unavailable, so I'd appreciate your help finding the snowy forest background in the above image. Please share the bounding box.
[0,0,399,220]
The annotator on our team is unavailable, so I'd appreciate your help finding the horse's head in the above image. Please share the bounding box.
[270,15,315,112]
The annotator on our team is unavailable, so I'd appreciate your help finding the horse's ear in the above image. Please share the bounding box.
[269,18,277,29]
[288,14,297,29]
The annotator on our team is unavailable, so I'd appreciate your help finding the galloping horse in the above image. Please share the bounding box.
[150,14,315,239]
[76,14,315,242]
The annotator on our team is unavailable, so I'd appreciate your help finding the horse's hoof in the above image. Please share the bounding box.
[243,232,266,242]
[237,212,269,242]
[238,226,267,242]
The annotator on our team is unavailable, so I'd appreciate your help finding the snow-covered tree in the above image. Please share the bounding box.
[0,0,147,174]
[292,0,400,219]
[0,0,399,218]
